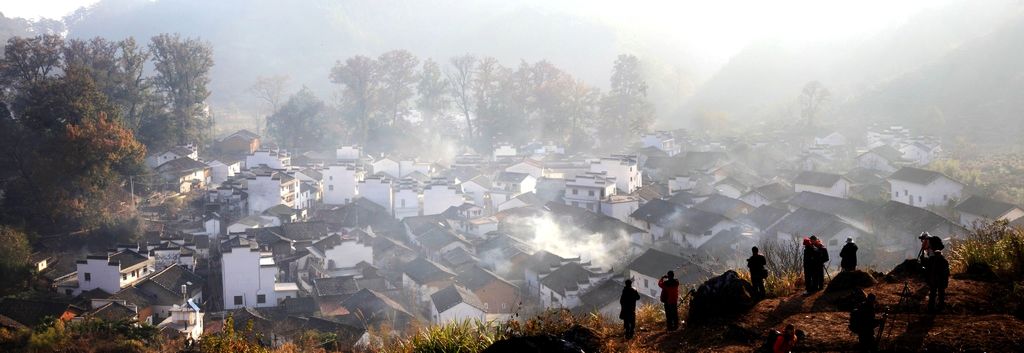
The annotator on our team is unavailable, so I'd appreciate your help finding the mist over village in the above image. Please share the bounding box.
[1,1,1024,352]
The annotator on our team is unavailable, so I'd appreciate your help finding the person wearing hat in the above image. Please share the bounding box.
[619,278,641,339]
[918,232,933,260]
[849,293,880,350]
[840,237,858,272]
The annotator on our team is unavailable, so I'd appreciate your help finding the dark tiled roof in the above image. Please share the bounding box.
[869,201,963,236]
[157,157,209,175]
[109,286,157,308]
[107,250,149,270]
[577,279,626,312]
[282,222,329,241]
[147,264,205,297]
[740,205,790,230]
[750,182,794,202]
[767,208,850,238]
[888,167,948,185]
[89,301,137,322]
[786,191,871,223]
[955,195,1021,219]
[628,248,689,279]
[860,145,904,161]
[455,265,516,292]
[693,195,754,219]
[793,171,845,188]
[339,289,412,326]
[540,262,596,295]
[630,199,682,224]
[401,257,456,284]
[313,276,361,297]
[495,171,531,183]
[431,284,486,313]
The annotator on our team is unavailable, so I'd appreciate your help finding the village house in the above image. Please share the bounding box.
[765,208,866,260]
[422,181,467,216]
[455,265,520,319]
[357,175,394,210]
[524,250,580,298]
[900,142,940,166]
[429,284,487,324]
[393,179,421,219]
[600,194,640,222]
[246,171,298,215]
[400,257,457,303]
[792,171,850,199]
[0,299,83,329]
[323,164,364,205]
[539,262,610,309]
[335,145,362,162]
[370,156,400,178]
[868,201,966,266]
[740,182,794,207]
[220,236,298,309]
[564,172,617,213]
[145,145,198,168]
[65,249,154,296]
[888,167,964,208]
[954,195,1024,228]
[207,158,241,185]
[305,231,375,279]
[227,214,280,235]
[245,149,291,170]
[640,131,680,156]
[492,144,518,160]
[505,158,546,178]
[590,155,642,194]
[156,157,211,193]
[491,172,537,204]
[459,175,492,207]
[856,145,905,173]
[216,130,261,155]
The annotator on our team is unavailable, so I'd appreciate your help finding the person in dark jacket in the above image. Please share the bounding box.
[619,279,641,339]
[840,238,858,272]
[926,250,950,313]
[747,246,768,299]
[849,293,879,350]
[658,271,680,331]
[802,238,818,293]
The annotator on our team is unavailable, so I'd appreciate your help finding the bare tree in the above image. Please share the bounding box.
[799,81,830,127]
[247,75,290,135]
[445,54,476,140]
[759,237,804,276]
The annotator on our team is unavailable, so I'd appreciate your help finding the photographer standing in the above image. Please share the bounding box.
[658,271,681,331]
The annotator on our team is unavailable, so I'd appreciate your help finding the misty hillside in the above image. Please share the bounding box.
[64,0,620,109]
[846,12,1024,143]
[680,0,1024,140]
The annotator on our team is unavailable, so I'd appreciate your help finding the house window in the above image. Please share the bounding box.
[894,191,898,198]
[704,230,713,236]
[65,289,73,296]
[919,196,922,202]
[943,194,948,201]
[84,273,91,281]
[328,185,334,191]
[257,294,266,304]
[572,201,579,207]
[329,176,333,180]
[234,296,243,305]
[644,278,649,288]
[502,303,508,310]
[401,199,406,207]
[122,274,128,281]
[588,190,595,197]
[572,189,578,195]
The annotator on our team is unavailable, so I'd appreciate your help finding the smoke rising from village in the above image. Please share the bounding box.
[505,214,631,270]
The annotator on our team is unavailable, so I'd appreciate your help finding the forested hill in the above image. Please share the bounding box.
[61,0,620,109]
[678,0,1024,143]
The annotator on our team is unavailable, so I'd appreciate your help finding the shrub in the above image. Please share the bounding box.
[948,220,1024,280]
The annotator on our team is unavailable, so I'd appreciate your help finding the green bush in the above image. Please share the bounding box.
[949,220,1024,280]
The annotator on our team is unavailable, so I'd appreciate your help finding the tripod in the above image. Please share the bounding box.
[881,280,915,350]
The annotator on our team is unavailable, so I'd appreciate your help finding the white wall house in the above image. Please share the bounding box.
[792,171,850,199]
[246,172,298,215]
[888,167,964,208]
[358,176,394,210]
[590,156,642,194]
[74,250,154,296]
[640,131,680,156]
[393,181,421,219]
[336,145,362,161]
[226,215,280,235]
[493,144,517,160]
[371,157,400,178]
[146,146,198,168]
[423,183,466,216]
[668,175,694,194]
[564,173,616,213]
[492,172,537,200]
[814,132,847,147]
[856,145,904,173]
[459,176,491,207]
[221,237,296,309]
[900,143,938,166]
[600,195,640,222]
[429,284,487,324]
[323,164,364,205]
[505,159,546,178]
[954,195,1024,228]
[245,150,290,170]
[306,233,374,278]
[207,160,241,185]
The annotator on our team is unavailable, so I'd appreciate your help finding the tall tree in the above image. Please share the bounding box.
[0,35,63,88]
[472,57,507,149]
[599,54,653,145]
[266,87,328,151]
[416,58,449,130]
[63,37,152,131]
[148,33,214,146]
[799,81,830,127]
[330,55,378,143]
[445,54,476,140]
[565,79,600,151]
[376,50,419,126]
[247,74,290,135]
[0,226,30,295]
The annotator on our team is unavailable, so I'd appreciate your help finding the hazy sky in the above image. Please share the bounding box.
[7,0,957,64]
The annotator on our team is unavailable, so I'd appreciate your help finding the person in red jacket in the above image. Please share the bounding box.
[773,324,798,353]
[658,270,680,331]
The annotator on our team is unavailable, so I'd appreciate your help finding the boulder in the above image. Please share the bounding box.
[825,270,876,292]
[688,270,756,324]
[885,259,926,282]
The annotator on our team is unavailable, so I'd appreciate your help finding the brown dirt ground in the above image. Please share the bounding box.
[641,278,1024,352]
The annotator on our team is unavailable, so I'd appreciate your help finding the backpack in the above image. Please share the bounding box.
[929,236,945,251]
[817,246,830,263]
